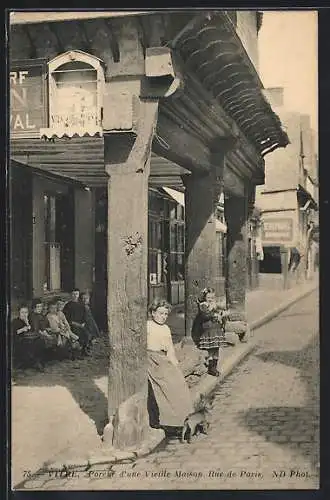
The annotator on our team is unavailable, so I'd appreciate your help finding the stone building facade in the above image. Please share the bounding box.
[256,87,318,289]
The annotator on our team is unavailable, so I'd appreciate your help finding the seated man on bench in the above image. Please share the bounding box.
[63,288,91,356]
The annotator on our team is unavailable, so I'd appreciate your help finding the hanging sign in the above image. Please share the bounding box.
[10,59,48,139]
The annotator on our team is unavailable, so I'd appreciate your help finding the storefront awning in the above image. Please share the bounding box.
[162,187,185,206]
[40,126,103,139]
[297,184,318,210]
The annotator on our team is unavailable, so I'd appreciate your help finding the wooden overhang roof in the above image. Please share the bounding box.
[10,136,190,188]
[171,11,289,157]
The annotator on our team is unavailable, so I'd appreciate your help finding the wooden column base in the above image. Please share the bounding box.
[103,385,150,450]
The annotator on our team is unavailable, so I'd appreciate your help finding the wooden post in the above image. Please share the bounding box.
[224,192,249,317]
[184,168,223,338]
[103,100,159,450]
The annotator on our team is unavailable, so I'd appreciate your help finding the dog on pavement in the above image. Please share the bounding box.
[181,394,214,444]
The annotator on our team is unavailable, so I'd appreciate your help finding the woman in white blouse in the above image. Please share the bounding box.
[147,299,194,435]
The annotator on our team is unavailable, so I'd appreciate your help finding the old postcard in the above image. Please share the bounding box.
[8,9,319,491]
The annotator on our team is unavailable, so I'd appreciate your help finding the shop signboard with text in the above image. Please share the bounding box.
[10,59,48,139]
[261,217,294,244]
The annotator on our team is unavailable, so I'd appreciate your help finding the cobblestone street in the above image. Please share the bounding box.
[17,289,319,490]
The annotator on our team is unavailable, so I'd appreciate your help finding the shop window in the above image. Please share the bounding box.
[44,193,60,292]
[148,190,185,286]
[148,216,166,285]
[169,217,185,281]
[43,191,74,292]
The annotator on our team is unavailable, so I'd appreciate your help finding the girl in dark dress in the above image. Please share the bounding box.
[192,288,229,377]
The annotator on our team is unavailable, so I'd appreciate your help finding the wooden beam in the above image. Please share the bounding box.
[156,108,210,174]
[25,22,60,58]
[103,19,120,62]
[83,18,117,70]
[104,16,145,78]
[9,25,34,60]
[51,21,86,52]
[22,25,37,59]
[139,13,166,47]
[148,176,185,189]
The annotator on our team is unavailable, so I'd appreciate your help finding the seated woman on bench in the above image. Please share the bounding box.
[12,303,46,370]
[47,300,81,354]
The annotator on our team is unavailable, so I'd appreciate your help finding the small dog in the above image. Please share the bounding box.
[181,394,214,444]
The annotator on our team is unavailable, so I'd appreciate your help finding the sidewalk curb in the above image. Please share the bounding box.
[248,282,318,333]
[191,342,255,406]
[26,282,318,480]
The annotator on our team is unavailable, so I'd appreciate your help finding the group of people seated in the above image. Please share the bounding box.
[11,288,100,370]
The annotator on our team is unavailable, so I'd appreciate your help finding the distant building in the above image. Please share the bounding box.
[256,87,318,288]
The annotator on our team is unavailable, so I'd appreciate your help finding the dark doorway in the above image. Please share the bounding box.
[10,163,33,304]
[259,246,282,274]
